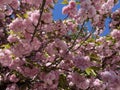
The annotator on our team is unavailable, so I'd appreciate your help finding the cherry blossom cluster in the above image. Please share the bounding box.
[0,0,120,90]
[110,9,120,29]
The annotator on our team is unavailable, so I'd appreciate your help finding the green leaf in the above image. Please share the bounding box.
[85,67,97,76]
[58,74,69,89]
[90,66,100,71]
[95,41,102,46]
[44,51,49,58]
[61,0,69,4]
[106,36,113,40]
[86,38,95,43]
[16,14,21,18]
[23,13,28,18]
[8,30,14,35]
[89,53,100,62]
[117,25,120,30]
[76,1,80,4]
[71,34,77,40]
[73,67,82,74]
[106,36,116,44]
[1,44,11,49]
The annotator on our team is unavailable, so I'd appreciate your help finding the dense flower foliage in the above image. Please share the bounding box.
[0,0,120,90]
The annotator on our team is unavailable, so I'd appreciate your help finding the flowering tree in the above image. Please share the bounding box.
[0,0,120,90]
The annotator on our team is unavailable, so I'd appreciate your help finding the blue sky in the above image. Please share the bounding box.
[52,0,120,36]
[52,0,67,20]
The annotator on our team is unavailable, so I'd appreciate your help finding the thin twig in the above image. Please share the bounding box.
[72,32,92,52]
[30,0,46,42]
[47,22,85,67]
[66,22,85,53]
